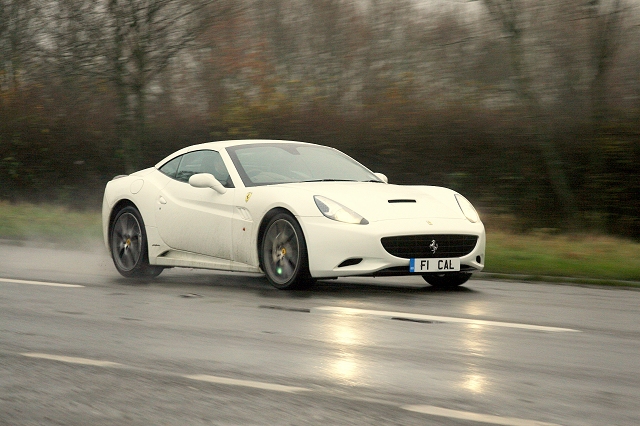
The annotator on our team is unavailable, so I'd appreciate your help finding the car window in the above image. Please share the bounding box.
[227,143,380,187]
[174,150,234,188]
[159,155,182,178]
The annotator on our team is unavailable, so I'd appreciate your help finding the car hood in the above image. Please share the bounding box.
[279,182,464,222]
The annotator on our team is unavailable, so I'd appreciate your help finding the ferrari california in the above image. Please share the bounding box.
[102,140,485,289]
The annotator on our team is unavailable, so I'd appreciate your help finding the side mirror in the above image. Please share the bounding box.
[374,172,388,184]
[189,173,227,194]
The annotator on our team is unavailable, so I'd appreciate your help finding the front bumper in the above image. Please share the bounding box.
[300,216,486,279]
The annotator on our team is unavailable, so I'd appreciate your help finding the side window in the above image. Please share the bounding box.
[175,150,233,188]
[159,155,182,178]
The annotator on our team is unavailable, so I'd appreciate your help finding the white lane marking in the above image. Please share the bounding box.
[184,374,310,393]
[21,353,122,367]
[16,352,560,423]
[313,306,580,333]
[403,405,562,426]
[21,353,308,393]
[0,278,84,288]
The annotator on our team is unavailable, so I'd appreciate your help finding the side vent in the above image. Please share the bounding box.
[337,258,363,268]
[388,199,416,203]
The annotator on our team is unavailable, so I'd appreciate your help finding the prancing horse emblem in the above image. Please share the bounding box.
[429,240,438,254]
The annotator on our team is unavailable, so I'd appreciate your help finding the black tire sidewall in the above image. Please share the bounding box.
[261,212,311,289]
[110,205,154,278]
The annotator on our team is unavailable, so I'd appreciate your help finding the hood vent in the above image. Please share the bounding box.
[388,199,416,203]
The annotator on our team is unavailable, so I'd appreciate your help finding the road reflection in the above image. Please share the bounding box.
[315,303,495,393]
[332,353,359,382]
[460,322,489,394]
[464,301,487,317]
[318,314,371,385]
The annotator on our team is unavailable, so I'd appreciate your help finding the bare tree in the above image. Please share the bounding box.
[52,0,227,172]
[585,0,626,129]
[479,0,580,228]
[0,0,41,90]
[109,0,227,172]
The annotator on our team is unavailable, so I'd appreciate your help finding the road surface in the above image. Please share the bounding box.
[1,242,639,425]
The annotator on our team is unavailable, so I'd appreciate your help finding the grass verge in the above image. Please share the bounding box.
[485,231,640,283]
[0,201,102,245]
[0,202,638,284]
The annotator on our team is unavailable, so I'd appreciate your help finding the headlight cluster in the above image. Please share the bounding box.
[314,196,369,225]
[455,194,480,223]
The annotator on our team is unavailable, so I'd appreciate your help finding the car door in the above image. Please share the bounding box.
[155,150,235,260]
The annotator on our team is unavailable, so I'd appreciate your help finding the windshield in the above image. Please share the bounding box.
[226,143,381,187]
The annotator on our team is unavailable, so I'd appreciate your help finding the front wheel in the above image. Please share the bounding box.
[110,206,163,279]
[260,213,312,289]
[422,272,471,289]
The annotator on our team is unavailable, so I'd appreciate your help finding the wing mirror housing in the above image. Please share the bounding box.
[374,172,388,183]
[189,173,227,194]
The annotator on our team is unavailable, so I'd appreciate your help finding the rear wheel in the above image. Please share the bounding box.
[422,272,471,289]
[110,206,163,278]
[260,213,312,289]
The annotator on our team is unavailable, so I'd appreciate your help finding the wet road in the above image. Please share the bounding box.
[1,243,639,425]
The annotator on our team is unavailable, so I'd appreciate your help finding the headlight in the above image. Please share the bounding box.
[314,196,369,225]
[455,194,480,223]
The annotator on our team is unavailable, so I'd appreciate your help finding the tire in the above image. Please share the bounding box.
[260,212,312,289]
[422,272,471,289]
[110,206,164,279]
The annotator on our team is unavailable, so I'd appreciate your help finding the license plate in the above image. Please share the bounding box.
[410,258,460,273]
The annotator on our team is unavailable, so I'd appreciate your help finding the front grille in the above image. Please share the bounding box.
[381,234,478,259]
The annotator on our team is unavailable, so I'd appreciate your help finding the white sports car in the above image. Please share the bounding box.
[102,140,485,289]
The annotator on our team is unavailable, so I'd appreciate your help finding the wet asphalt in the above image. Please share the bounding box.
[1,242,639,425]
